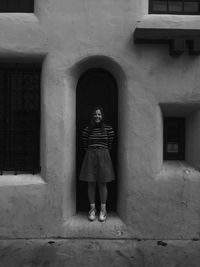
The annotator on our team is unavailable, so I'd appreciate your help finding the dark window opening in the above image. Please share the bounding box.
[149,0,200,14]
[0,0,34,13]
[164,117,185,160]
[0,63,41,175]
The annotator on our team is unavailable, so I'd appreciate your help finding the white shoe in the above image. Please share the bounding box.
[88,208,96,221]
[99,210,107,222]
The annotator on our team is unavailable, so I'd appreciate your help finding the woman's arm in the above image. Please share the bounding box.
[107,126,114,149]
[82,127,89,150]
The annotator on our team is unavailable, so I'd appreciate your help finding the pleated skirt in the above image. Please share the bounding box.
[79,148,115,182]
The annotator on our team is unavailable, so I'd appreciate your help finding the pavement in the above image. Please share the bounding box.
[0,238,200,267]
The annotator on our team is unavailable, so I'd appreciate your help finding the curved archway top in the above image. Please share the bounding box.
[69,55,127,90]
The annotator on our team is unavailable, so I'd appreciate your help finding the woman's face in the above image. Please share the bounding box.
[93,109,102,124]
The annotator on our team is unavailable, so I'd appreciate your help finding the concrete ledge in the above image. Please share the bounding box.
[157,161,200,181]
[0,174,45,187]
[0,13,38,23]
[63,212,130,239]
[136,15,200,30]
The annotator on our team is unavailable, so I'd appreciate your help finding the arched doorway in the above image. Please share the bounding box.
[76,68,118,212]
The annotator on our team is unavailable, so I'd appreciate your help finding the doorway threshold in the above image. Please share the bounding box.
[62,212,130,239]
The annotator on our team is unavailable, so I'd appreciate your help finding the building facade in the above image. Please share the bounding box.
[0,0,200,240]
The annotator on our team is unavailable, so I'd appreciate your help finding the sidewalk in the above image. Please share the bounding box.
[0,238,199,267]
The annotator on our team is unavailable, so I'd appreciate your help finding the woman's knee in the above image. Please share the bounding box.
[88,182,96,189]
[98,182,107,188]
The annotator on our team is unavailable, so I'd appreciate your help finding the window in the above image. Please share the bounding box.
[163,117,185,160]
[149,0,200,14]
[0,0,34,13]
[0,63,41,174]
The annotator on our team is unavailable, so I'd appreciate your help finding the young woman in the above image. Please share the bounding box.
[79,106,115,222]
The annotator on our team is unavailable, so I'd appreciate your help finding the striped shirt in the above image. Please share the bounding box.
[82,124,114,150]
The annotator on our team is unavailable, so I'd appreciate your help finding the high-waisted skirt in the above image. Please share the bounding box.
[79,148,115,182]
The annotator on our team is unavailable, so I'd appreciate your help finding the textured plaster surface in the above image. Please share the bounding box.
[0,0,200,241]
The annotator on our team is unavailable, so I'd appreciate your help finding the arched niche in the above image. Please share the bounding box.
[76,68,118,211]
[67,55,127,219]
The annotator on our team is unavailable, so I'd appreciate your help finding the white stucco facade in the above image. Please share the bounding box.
[0,0,200,240]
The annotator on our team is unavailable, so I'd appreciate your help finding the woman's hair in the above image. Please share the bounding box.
[88,106,106,133]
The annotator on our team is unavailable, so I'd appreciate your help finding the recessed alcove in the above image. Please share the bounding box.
[76,68,118,212]
[66,56,128,228]
[160,103,200,171]
[0,56,46,186]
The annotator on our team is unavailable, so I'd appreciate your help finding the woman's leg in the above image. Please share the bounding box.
[98,182,107,204]
[88,182,96,204]
[98,182,107,221]
[88,182,96,221]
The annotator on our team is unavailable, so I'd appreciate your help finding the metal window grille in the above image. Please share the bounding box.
[149,0,200,14]
[0,64,41,175]
[0,0,34,13]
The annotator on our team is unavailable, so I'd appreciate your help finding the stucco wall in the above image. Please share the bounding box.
[0,0,200,239]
